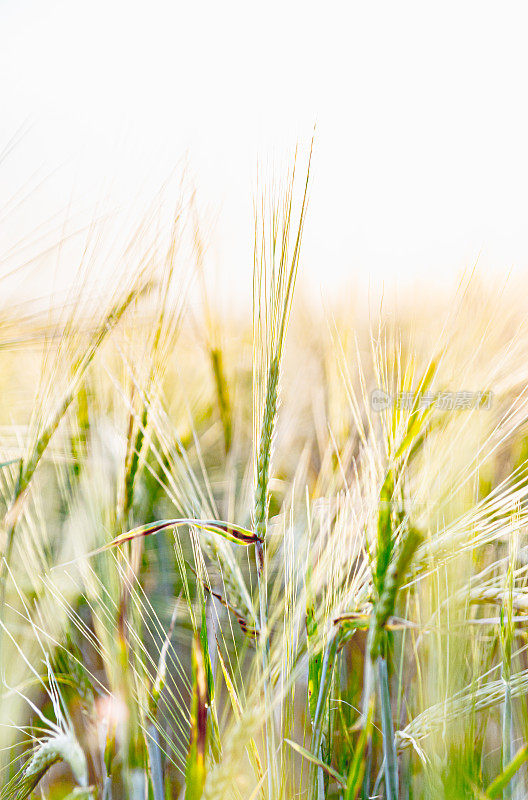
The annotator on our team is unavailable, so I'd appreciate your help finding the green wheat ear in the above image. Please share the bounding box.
[254,355,280,542]
[251,144,312,800]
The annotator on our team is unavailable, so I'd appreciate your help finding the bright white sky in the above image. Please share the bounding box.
[1,0,528,306]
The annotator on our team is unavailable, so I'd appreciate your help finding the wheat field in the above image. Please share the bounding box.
[1,152,528,800]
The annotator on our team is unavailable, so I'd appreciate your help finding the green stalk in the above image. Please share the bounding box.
[503,679,513,800]
[361,738,373,800]
[254,358,280,800]
[146,725,164,800]
[364,518,421,795]
[255,539,277,800]
[500,542,515,800]
[308,630,339,800]
[378,655,398,800]
[306,557,323,800]
[122,404,149,523]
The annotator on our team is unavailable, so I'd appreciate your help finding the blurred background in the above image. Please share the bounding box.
[2,0,528,309]
[3,4,528,797]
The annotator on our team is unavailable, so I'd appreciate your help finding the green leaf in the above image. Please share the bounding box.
[393,359,436,461]
[375,470,394,595]
[485,743,528,799]
[306,560,322,722]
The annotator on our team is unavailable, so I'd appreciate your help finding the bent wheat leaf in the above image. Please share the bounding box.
[82,518,258,559]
